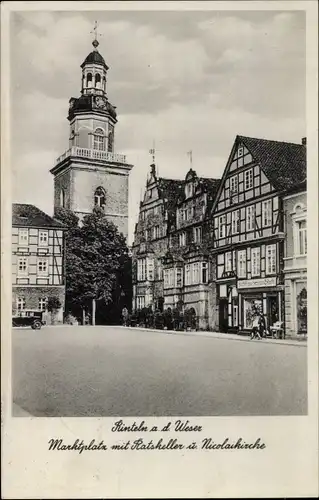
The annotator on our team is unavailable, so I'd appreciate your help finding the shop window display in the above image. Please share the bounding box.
[243,298,262,329]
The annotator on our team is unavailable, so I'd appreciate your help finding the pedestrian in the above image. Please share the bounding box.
[122,306,129,327]
[258,313,266,339]
[251,313,261,340]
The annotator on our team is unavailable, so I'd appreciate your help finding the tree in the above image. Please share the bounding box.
[55,206,131,326]
[47,296,62,325]
[55,208,86,322]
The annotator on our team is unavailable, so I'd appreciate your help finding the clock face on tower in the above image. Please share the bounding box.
[95,96,107,109]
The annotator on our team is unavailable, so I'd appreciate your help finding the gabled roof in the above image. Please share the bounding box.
[158,178,184,211]
[238,135,306,191]
[199,177,220,198]
[12,204,66,229]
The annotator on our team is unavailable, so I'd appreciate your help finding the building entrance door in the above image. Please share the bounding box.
[219,299,228,333]
[267,295,278,329]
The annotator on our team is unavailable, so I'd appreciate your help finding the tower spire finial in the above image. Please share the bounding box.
[149,139,156,165]
[90,20,101,50]
[187,150,193,169]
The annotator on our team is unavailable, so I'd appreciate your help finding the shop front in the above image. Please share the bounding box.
[237,277,283,333]
[217,277,284,334]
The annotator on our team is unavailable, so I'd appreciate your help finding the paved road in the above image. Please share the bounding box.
[12,326,307,417]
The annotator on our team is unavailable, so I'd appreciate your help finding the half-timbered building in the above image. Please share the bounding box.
[211,135,306,334]
[12,204,66,323]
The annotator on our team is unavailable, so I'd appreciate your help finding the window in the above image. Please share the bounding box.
[266,244,276,274]
[140,243,146,252]
[39,231,48,247]
[218,215,226,238]
[164,268,175,288]
[238,250,246,278]
[192,262,200,284]
[141,212,145,221]
[180,208,187,221]
[86,73,93,88]
[231,210,240,234]
[244,169,253,190]
[60,189,66,208]
[137,296,145,309]
[187,206,194,220]
[201,262,208,284]
[244,298,262,329]
[297,220,307,255]
[164,269,169,288]
[246,205,255,231]
[93,128,105,151]
[147,258,154,281]
[251,247,260,277]
[17,257,28,276]
[262,200,272,227]
[18,228,28,246]
[95,73,101,88]
[94,186,106,207]
[37,258,48,276]
[137,258,147,281]
[193,227,202,243]
[16,297,26,311]
[175,268,183,287]
[157,259,163,280]
[38,297,47,311]
[108,127,114,152]
[225,252,232,272]
[153,225,160,239]
[230,175,238,194]
[179,232,186,247]
[145,229,149,241]
[186,183,193,198]
[185,264,191,285]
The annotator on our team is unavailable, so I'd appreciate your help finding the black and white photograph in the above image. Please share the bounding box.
[1,1,318,498]
[10,7,308,418]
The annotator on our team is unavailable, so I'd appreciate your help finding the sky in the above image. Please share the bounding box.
[10,9,306,244]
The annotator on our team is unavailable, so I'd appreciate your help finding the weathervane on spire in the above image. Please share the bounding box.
[90,20,102,49]
[149,141,157,178]
[149,139,156,164]
[187,150,193,168]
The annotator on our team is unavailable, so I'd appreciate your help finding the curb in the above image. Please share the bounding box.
[13,324,307,347]
[96,325,307,347]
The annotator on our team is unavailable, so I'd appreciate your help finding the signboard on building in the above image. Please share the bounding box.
[237,277,277,289]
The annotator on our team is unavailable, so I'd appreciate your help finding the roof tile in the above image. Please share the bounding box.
[12,204,66,229]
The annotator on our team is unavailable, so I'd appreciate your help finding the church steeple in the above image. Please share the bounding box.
[80,21,108,96]
[51,22,133,239]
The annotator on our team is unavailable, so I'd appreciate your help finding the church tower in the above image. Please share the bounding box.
[50,27,133,239]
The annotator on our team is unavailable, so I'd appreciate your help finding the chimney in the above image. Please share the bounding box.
[302,137,307,145]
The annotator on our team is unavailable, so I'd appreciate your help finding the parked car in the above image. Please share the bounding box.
[12,310,46,330]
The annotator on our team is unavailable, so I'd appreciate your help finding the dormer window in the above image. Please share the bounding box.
[93,128,105,151]
[94,186,106,208]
